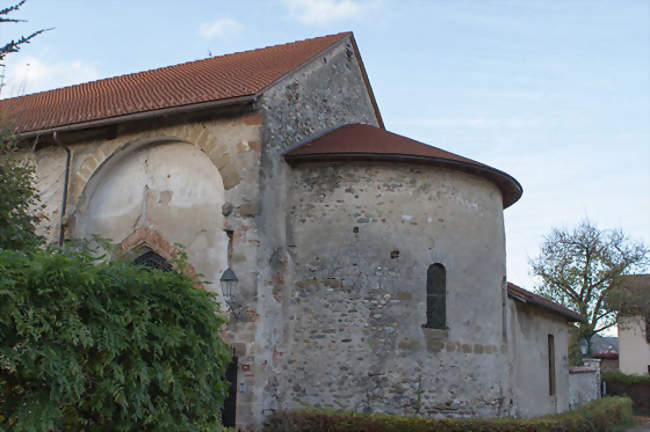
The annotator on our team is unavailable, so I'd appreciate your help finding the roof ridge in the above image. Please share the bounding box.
[1,31,352,102]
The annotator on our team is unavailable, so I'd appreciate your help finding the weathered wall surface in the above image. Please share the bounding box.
[254,35,381,425]
[75,142,228,288]
[568,360,601,409]
[30,34,384,428]
[30,114,263,428]
[33,140,101,243]
[508,300,570,417]
[282,161,509,417]
[618,315,650,375]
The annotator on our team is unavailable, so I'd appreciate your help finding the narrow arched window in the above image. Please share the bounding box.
[424,263,446,329]
[134,251,172,272]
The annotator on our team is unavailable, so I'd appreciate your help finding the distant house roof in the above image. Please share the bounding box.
[284,123,523,208]
[591,334,619,353]
[507,282,585,322]
[0,32,383,135]
[592,352,618,360]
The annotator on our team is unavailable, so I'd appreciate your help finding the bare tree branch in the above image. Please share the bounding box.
[0,28,51,62]
[594,321,618,334]
[530,219,649,353]
[0,1,26,18]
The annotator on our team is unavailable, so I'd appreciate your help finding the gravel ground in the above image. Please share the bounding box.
[627,416,650,432]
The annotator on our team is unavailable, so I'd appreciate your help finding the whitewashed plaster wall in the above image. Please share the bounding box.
[508,300,571,417]
[619,315,650,375]
[74,141,228,293]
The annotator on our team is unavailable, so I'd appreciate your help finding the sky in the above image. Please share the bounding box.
[1,0,649,294]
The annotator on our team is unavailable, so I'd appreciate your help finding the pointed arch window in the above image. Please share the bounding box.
[134,251,172,272]
[423,263,446,329]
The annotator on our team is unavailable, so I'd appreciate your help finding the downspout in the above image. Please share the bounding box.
[31,134,40,153]
[52,131,71,247]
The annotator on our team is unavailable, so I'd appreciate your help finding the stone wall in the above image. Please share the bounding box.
[281,161,509,417]
[29,34,384,429]
[568,360,601,409]
[508,300,570,417]
[253,34,381,426]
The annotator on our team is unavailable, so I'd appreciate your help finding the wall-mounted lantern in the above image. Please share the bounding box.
[579,337,589,356]
[220,267,241,318]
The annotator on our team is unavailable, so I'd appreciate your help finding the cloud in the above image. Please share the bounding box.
[394,116,543,129]
[1,56,100,98]
[198,18,243,39]
[284,0,376,25]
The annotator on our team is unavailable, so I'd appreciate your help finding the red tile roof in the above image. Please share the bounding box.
[0,32,382,134]
[592,352,618,360]
[284,123,523,208]
[569,366,598,374]
[507,282,585,322]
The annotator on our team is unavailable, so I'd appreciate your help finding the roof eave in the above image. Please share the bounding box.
[15,94,257,139]
[507,291,586,323]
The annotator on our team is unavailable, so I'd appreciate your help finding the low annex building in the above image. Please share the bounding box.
[2,32,585,429]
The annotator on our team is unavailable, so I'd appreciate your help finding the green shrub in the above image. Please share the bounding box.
[264,396,633,432]
[0,246,231,431]
[0,130,45,251]
[602,371,650,414]
[602,371,650,385]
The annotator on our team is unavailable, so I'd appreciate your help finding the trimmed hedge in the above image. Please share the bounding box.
[602,371,650,385]
[602,371,650,413]
[264,396,633,432]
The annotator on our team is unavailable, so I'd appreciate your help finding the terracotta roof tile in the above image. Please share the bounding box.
[592,352,618,359]
[284,123,523,208]
[508,282,585,322]
[0,32,352,134]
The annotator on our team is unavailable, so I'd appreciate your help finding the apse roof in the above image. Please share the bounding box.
[284,123,523,208]
[0,32,383,134]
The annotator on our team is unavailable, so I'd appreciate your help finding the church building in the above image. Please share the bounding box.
[1,32,584,429]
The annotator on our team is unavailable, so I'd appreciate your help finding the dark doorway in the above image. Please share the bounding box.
[221,355,238,427]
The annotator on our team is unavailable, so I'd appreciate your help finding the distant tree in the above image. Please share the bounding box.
[0,1,50,65]
[0,0,50,250]
[0,128,45,250]
[531,219,649,354]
